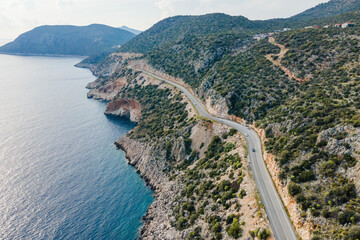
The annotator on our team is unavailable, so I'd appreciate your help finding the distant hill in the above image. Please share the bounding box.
[119,26,142,35]
[0,24,136,56]
[120,13,257,53]
[292,0,360,20]
[120,0,360,53]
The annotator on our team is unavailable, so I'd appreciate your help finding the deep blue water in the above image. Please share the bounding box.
[0,54,153,239]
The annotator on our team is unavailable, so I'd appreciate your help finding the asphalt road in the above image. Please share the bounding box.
[133,68,298,240]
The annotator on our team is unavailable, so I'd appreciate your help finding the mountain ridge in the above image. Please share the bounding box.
[0,24,136,56]
[120,0,360,54]
[119,26,142,35]
[292,0,360,19]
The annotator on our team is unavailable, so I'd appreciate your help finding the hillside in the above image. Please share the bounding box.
[151,18,360,240]
[260,26,360,239]
[120,0,360,55]
[146,32,254,88]
[138,20,360,240]
[292,0,360,20]
[83,56,273,239]
[120,13,259,53]
[80,1,360,239]
[0,24,135,56]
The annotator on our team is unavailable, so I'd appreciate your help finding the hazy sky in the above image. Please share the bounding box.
[1,0,329,39]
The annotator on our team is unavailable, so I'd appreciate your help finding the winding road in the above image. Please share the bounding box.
[131,67,298,240]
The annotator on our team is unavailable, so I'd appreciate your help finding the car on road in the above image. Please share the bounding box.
[245,133,249,137]
[252,148,255,152]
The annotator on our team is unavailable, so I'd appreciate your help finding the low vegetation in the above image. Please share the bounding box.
[129,14,360,240]
[87,1,360,239]
[103,69,271,239]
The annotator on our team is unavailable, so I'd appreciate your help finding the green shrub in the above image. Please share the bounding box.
[177,216,188,230]
[293,170,316,183]
[288,182,302,196]
[227,218,242,238]
[319,160,336,177]
[258,228,271,240]
[344,154,357,167]
[338,210,358,225]
[347,226,360,240]
[249,230,255,238]
[226,214,235,225]
[238,189,246,199]
[229,129,237,136]
[211,222,222,233]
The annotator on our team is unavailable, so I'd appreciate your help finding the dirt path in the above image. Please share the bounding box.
[266,37,309,83]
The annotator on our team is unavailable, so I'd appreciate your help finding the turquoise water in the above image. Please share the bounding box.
[0,54,153,239]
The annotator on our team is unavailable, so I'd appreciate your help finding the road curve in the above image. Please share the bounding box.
[132,68,298,240]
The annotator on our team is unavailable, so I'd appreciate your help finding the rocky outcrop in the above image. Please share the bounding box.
[317,124,360,158]
[89,52,143,77]
[105,99,142,122]
[204,89,229,119]
[87,75,128,101]
[317,124,360,193]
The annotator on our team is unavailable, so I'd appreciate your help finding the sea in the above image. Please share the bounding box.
[0,53,153,239]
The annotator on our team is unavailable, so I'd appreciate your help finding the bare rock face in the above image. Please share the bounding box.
[317,124,360,158]
[317,124,360,193]
[87,75,129,101]
[104,99,142,122]
[204,89,229,119]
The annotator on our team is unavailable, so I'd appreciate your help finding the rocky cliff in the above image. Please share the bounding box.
[105,99,141,122]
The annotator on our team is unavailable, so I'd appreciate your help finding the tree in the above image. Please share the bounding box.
[288,182,302,196]
[318,160,336,177]
[227,218,242,238]
[258,229,271,240]
[177,217,188,230]
[211,222,222,233]
[338,210,358,225]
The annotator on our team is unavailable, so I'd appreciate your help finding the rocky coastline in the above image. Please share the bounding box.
[105,99,142,122]
[80,54,273,239]
[115,136,184,239]
[82,61,187,238]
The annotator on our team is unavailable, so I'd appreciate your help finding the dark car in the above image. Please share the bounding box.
[252,148,255,152]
